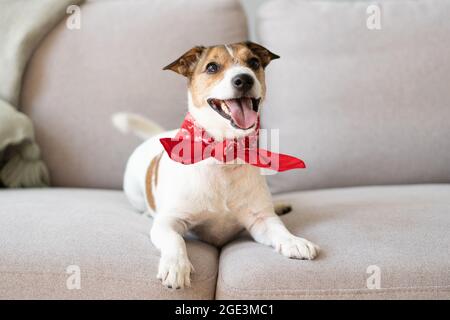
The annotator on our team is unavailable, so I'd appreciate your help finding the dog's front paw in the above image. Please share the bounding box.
[275,236,320,260]
[157,255,193,289]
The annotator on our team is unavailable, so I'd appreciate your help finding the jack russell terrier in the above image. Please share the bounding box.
[113,42,319,290]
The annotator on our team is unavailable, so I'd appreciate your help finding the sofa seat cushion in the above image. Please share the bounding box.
[0,189,218,299]
[216,184,450,299]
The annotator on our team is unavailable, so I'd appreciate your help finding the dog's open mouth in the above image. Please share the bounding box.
[207,97,261,130]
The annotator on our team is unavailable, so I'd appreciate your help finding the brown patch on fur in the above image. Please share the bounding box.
[231,43,268,99]
[243,41,280,68]
[189,46,233,107]
[145,152,163,211]
[163,46,205,77]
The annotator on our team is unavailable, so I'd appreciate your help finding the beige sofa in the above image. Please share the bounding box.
[1,0,449,299]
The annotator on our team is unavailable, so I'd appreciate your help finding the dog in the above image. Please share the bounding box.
[113,42,319,289]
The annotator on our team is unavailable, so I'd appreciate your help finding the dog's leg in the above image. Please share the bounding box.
[150,215,193,289]
[241,211,320,260]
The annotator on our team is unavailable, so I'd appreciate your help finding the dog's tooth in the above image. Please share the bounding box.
[221,101,231,115]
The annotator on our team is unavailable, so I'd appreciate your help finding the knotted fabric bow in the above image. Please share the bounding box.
[159,113,305,172]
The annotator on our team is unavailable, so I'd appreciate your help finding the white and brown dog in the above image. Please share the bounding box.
[113,42,319,289]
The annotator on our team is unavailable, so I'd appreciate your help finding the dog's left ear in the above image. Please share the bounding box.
[245,41,280,68]
[163,46,205,77]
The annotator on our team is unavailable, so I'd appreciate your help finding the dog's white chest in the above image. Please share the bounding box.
[156,160,260,246]
[185,164,248,246]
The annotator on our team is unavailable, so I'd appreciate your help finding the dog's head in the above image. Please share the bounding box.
[163,42,279,140]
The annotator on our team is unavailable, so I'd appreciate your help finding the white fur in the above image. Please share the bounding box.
[119,66,319,290]
[208,66,262,101]
[225,45,235,59]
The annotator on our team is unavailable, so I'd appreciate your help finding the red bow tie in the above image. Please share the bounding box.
[159,113,305,172]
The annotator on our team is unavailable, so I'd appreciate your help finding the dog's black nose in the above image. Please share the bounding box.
[232,74,254,91]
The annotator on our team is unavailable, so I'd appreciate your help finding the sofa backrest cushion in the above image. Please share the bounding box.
[21,0,248,189]
[258,0,450,194]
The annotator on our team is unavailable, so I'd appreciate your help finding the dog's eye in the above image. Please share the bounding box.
[206,62,219,74]
[248,57,260,70]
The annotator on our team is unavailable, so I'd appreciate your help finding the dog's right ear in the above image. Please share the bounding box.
[244,41,280,68]
[163,46,205,77]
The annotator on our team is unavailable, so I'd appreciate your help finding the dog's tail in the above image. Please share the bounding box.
[111,112,165,140]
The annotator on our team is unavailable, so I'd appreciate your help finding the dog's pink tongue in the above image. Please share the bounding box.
[225,98,257,129]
